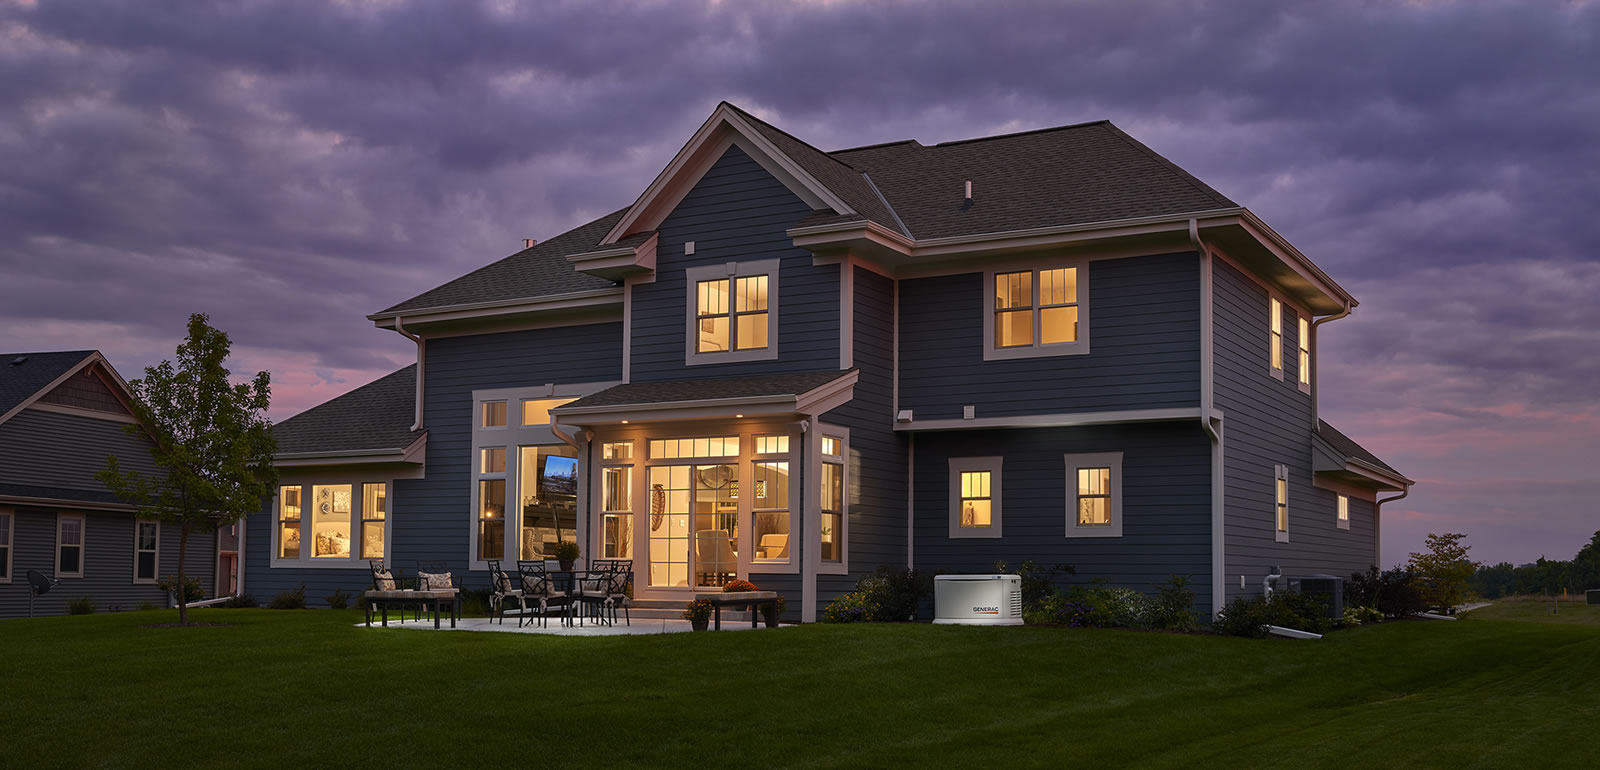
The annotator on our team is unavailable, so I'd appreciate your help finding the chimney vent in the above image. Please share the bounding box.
[523,239,537,249]
[9,356,27,367]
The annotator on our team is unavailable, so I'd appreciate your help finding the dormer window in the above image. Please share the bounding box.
[983,260,1089,360]
[685,259,780,365]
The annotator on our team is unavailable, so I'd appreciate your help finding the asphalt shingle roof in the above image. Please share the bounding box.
[0,481,123,506]
[376,104,1240,316]
[560,370,852,410]
[0,351,94,418]
[274,365,422,456]
[1317,420,1405,478]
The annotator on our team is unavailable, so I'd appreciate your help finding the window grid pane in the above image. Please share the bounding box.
[603,467,631,512]
[481,447,506,474]
[481,401,507,427]
[735,275,767,312]
[521,398,575,426]
[959,470,992,527]
[602,441,633,460]
[755,435,789,454]
[278,485,301,559]
[822,462,843,513]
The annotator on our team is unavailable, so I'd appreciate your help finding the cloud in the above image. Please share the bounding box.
[1,0,1595,564]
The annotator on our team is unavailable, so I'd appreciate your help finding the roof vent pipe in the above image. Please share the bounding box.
[523,239,537,249]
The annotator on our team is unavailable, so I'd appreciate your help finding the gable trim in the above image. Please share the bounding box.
[25,402,140,424]
[0,352,133,429]
[600,104,855,245]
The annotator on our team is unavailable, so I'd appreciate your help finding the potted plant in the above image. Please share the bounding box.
[683,599,713,631]
[722,579,759,594]
[554,541,580,571]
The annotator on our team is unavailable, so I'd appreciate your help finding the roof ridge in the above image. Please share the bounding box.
[829,138,922,154]
[931,119,1112,148]
[1097,122,1236,208]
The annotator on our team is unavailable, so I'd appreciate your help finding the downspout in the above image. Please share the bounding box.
[1188,219,1218,441]
[1191,219,1225,617]
[1374,486,1411,569]
[1308,300,1353,431]
[393,317,425,432]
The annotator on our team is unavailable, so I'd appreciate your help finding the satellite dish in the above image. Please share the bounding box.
[27,570,59,618]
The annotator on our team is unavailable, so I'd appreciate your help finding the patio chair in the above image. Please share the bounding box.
[368,560,419,622]
[486,560,527,626]
[516,561,571,628]
[576,561,633,626]
[416,560,462,625]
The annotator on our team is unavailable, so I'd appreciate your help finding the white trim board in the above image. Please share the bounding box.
[896,407,1204,432]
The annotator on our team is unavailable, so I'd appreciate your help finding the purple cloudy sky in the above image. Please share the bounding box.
[2,0,1596,568]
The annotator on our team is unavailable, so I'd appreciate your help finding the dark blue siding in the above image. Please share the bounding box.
[911,422,1214,613]
[630,145,839,381]
[820,266,907,606]
[1213,260,1377,601]
[898,252,1201,419]
[246,323,624,605]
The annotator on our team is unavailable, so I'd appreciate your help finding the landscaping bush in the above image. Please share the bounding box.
[159,575,204,604]
[1214,593,1334,637]
[323,587,351,610]
[1342,605,1384,626]
[821,589,874,623]
[994,560,1074,613]
[268,585,307,610]
[67,596,96,615]
[458,589,491,618]
[1147,575,1200,632]
[820,567,930,623]
[221,594,259,608]
[1214,597,1272,638]
[1348,567,1429,618]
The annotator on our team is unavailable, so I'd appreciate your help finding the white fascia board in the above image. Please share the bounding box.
[1229,210,1356,311]
[274,434,428,468]
[368,287,623,327]
[1343,458,1412,490]
[795,371,860,415]
[554,395,800,426]
[896,407,1203,432]
[0,493,136,513]
[599,104,852,246]
[566,232,658,279]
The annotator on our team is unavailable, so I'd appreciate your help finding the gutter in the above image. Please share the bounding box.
[1374,484,1412,568]
[393,316,425,432]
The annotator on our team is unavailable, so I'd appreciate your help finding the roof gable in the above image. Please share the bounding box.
[599,102,886,245]
[0,351,136,427]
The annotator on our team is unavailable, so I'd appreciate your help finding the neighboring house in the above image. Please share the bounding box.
[0,351,221,617]
[245,102,1411,620]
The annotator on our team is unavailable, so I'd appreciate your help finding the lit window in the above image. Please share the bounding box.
[521,398,574,426]
[650,436,739,459]
[1270,298,1284,376]
[753,461,790,562]
[959,471,992,527]
[361,484,386,560]
[478,478,506,561]
[602,441,633,460]
[1275,465,1289,542]
[311,485,353,558]
[278,486,301,559]
[481,401,507,428]
[1298,316,1311,390]
[821,446,844,563]
[1065,453,1123,538]
[518,446,578,561]
[948,457,1002,538]
[0,511,12,582]
[57,514,84,578]
[821,436,841,457]
[134,521,158,583]
[1337,494,1350,531]
[685,260,780,364]
[755,435,790,454]
[602,466,632,559]
[994,267,1080,350]
[480,447,505,474]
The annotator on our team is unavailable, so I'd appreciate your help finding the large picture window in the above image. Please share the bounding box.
[57,513,84,578]
[518,445,579,560]
[685,259,780,365]
[311,485,353,558]
[134,520,159,583]
[984,262,1088,360]
[948,457,1002,538]
[1065,452,1123,538]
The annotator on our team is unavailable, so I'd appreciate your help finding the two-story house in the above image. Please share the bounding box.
[246,102,1412,621]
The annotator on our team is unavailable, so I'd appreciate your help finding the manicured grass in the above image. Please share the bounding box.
[1464,596,1600,625]
[2,608,1595,768]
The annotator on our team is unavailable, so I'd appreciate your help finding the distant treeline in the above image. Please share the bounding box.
[1468,530,1600,598]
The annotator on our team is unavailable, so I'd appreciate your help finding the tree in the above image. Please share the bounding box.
[97,314,277,625]
[1408,532,1477,611]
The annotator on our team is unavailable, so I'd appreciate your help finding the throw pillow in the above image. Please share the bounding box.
[419,571,452,591]
[374,570,396,591]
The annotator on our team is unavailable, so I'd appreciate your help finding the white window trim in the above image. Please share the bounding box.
[1274,464,1290,543]
[0,508,13,584]
[1336,494,1350,531]
[1296,313,1312,394]
[56,512,85,578]
[1064,452,1123,538]
[597,451,637,563]
[818,425,849,575]
[948,456,1003,539]
[469,382,613,571]
[359,482,389,561]
[269,483,389,570]
[982,258,1091,361]
[684,258,782,366]
[748,449,795,571]
[132,519,160,584]
[1269,296,1285,380]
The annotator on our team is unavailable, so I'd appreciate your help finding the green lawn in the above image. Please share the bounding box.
[1,606,1595,768]
[1463,596,1600,625]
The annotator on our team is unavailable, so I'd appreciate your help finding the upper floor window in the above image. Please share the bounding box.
[1269,298,1284,379]
[684,259,781,365]
[983,262,1089,360]
[1297,315,1311,393]
[481,400,508,428]
[521,398,574,426]
[948,457,1002,538]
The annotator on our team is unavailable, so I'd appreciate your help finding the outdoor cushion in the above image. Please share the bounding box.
[374,570,396,591]
[493,572,514,593]
[419,571,453,591]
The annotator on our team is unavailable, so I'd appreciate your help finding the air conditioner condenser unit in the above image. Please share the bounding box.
[932,574,1024,626]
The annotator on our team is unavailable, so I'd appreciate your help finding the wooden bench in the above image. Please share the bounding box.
[364,589,459,629]
[703,591,780,629]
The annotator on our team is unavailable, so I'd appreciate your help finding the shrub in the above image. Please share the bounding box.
[870,566,931,621]
[323,587,351,610]
[458,589,491,618]
[221,594,258,609]
[1024,594,1095,627]
[1342,605,1384,626]
[821,589,874,623]
[1349,567,1428,618]
[1214,593,1334,637]
[994,560,1074,612]
[67,596,96,615]
[268,585,307,610]
[1215,597,1272,638]
[1148,575,1199,632]
[723,579,759,593]
[159,575,204,604]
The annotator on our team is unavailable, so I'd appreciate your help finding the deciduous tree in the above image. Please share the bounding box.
[1408,532,1477,611]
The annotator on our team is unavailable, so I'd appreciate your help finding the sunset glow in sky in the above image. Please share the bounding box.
[2,0,1595,569]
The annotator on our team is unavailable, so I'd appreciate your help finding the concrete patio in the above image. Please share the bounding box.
[357,616,786,636]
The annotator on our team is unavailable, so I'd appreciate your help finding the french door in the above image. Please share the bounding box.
[647,463,739,589]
